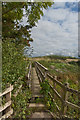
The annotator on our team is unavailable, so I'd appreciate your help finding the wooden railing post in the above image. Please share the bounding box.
[5,85,11,113]
[61,82,69,116]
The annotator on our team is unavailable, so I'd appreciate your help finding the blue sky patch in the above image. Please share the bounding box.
[65,2,78,12]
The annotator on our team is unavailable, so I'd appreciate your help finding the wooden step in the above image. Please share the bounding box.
[32,94,43,98]
[30,111,52,119]
[29,103,46,112]
[29,103,45,108]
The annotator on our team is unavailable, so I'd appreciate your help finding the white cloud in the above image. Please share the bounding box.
[30,3,78,57]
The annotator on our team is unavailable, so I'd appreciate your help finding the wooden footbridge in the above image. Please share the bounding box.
[27,61,80,119]
[0,61,80,119]
[28,66,52,119]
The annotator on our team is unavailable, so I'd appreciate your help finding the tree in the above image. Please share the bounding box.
[2,2,53,46]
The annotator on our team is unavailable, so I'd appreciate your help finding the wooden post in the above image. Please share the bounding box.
[0,94,2,118]
[5,85,11,113]
[61,82,69,116]
[44,70,48,82]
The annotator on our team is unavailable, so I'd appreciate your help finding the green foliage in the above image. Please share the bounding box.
[40,80,51,108]
[2,39,27,90]
[12,88,31,118]
[2,2,53,45]
[40,79,50,95]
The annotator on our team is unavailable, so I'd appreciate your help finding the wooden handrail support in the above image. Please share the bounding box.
[0,85,13,119]
[61,83,69,115]
[35,61,80,117]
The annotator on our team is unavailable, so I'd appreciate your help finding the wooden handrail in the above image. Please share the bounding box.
[48,92,60,112]
[36,64,45,79]
[66,87,79,94]
[0,101,11,113]
[28,63,32,80]
[66,101,80,110]
[35,61,80,116]
[35,61,80,94]
[49,83,63,102]
[0,85,13,119]
[1,109,13,119]
[36,69,42,83]
[35,62,48,71]
[47,73,64,88]
[0,85,13,97]
[27,62,32,89]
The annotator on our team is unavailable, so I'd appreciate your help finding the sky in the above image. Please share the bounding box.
[28,2,79,58]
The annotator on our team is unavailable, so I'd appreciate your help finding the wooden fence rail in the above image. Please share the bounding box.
[0,85,13,119]
[35,61,80,117]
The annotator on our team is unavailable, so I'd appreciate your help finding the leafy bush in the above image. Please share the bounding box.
[12,88,31,119]
[2,39,27,90]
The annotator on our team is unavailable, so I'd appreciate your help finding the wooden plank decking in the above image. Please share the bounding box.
[29,67,52,119]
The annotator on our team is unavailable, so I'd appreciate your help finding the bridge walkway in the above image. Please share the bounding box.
[29,67,52,119]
